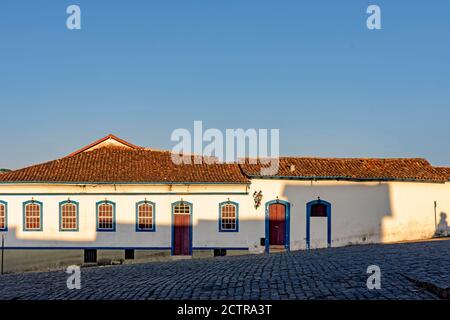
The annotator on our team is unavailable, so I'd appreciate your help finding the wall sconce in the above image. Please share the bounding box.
[253,190,263,209]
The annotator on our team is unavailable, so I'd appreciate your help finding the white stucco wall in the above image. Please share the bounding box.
[249,179,450,250]
[0,183,262,252]
[382,182,450,241]
[0,179,448,253]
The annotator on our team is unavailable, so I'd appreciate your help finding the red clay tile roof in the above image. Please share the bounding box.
[240,157,446,182]
[0,135,447,184]
[0,147,249,184]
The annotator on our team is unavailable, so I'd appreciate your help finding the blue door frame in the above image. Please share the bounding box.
[265,200,290,254]
[306,199,331,249]
[171,201,193,256]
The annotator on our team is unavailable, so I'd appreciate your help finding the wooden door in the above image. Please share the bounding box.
[173,214,190,255]
[269,203,285,245]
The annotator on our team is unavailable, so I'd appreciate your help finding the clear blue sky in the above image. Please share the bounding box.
[1,0,449,169]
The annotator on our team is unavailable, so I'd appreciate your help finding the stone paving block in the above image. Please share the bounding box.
[0,239,449,300]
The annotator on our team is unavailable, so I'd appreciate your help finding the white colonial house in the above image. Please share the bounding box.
[0,135,449,272]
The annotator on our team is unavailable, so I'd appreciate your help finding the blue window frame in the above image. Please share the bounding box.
[136,200,156,232]
[23,200,43,231]
[96,200,116,232]
[59,200,79,232]
[0,200,7,231]
[306,199,332,249]
[219,201,239,232]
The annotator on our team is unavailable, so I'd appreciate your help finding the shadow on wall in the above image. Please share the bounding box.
[0,185,441,256]
[281,182,442,249]
[0,218,261,249]
[0,219,260,273]
[437,212,449,237]
[281,183,393,249]
[2,224,170,248]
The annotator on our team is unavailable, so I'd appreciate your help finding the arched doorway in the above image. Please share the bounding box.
[171,201,193,255]
[306,199,331,249]
[265,200,290,254]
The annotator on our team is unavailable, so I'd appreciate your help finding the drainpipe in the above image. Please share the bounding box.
[1,234,4,275]
[434,201,438,236]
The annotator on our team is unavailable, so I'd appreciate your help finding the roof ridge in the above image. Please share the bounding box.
[242,156,431,164]
[278,156,429,161]
[67,134,143,157]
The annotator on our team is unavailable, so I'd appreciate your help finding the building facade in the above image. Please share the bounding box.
[0,135,449,272]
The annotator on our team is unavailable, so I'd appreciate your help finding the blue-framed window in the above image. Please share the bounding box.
[23,200,43,231]
[219,201,239,232]
[96,200,116,232]
[59,200,79,231]
[0,200,7,231]
[136,200,156,232]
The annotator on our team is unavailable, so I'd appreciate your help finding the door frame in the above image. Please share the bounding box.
[171,201,193,256]
[265,200,290,254]
[306,199,331,249]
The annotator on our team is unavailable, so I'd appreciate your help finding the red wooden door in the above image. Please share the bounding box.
[173,214,190,255]
[269,203,285,245]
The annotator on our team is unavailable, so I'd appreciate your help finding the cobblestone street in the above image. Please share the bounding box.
[0,239,449,300]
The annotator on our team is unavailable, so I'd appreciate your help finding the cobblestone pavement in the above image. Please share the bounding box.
[0,239,449,300]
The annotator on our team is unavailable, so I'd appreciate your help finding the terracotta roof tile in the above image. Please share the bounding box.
[433,167,450,180]
[0,147,249,184]
[240,157,445,182]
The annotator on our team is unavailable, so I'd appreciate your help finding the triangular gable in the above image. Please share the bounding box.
[68,134,141,157]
